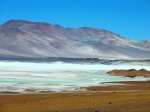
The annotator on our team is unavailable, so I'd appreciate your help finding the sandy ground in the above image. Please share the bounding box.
[0,81,150,112]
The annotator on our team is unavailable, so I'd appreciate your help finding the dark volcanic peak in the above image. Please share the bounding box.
[0,20,150,59]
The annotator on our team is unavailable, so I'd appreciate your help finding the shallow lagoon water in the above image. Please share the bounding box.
[0,61,150,92]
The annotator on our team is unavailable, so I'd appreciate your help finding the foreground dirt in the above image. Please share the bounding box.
[0,81,150,112]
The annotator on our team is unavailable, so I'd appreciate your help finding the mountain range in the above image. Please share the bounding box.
[0,20,150,59]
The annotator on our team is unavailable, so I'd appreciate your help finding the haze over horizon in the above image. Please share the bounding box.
[0,0,150,41]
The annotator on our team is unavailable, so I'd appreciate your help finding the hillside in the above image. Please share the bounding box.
[0,20,150,59]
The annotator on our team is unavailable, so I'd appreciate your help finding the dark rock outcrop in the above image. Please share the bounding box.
[107,69,150,77]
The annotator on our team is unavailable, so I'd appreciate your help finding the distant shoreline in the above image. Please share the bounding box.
[0,57,150,65]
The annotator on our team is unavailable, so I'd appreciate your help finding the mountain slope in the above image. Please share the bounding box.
[0,20,149,59]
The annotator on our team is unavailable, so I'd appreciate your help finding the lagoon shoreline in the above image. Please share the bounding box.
[0,80,150,112]
[0,60,150,111]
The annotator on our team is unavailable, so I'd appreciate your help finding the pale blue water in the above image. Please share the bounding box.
[0,61,149,92]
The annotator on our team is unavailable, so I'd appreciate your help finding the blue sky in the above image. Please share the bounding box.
[0,0,150,40]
